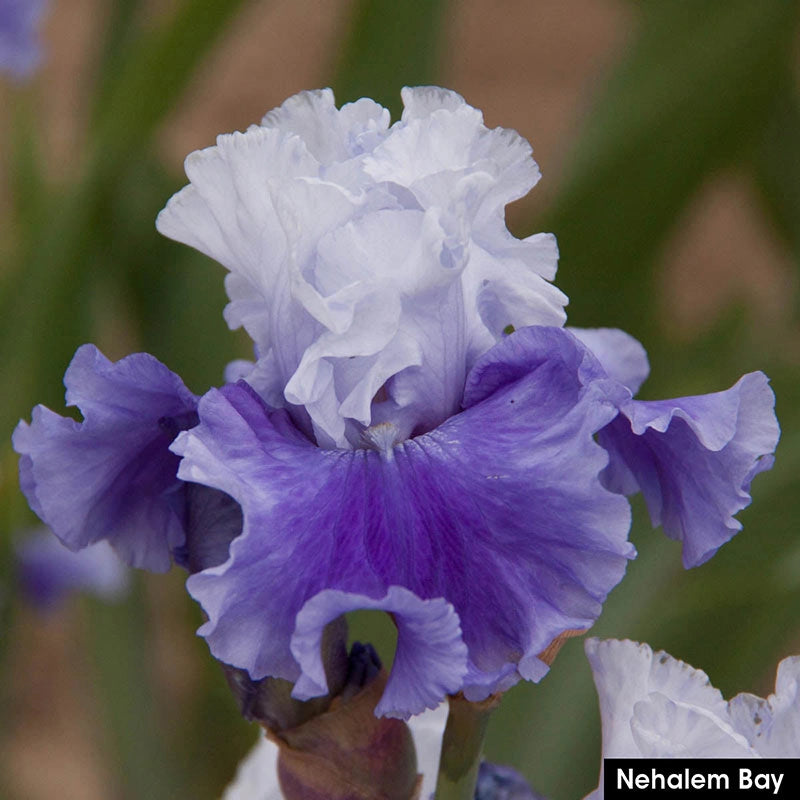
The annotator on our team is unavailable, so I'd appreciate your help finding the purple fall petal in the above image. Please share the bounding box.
[174,327,634,717]
[291,586,468,718]
[597,371,779,567]
[13,345,198,571]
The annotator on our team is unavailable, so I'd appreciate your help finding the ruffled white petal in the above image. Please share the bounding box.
[222,734,281,800]
[631,694,755,757]
[585,640,800,799]
[158,87,567,447]
[729,655,800,757]
[585,638,735,798]
[586,638,727,760]
[261,88,390,164]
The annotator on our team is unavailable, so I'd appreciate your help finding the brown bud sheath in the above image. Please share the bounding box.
[271,668,421,800]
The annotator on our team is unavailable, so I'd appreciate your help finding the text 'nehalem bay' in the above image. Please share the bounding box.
[604,759,800,798]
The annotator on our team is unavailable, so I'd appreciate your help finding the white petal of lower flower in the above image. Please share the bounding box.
[222,734,280,800]
[585,639,800,799]
[631,693,755,758]
[158,87,567,448]
[585,638,734,800]
[409,702,450,800]
[729,655,800,757]
[585,638,728,760]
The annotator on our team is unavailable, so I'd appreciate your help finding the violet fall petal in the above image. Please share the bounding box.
[597,371,779,567]
[291,586,468,718]
[174,327,634,718]
[13,344,198,572]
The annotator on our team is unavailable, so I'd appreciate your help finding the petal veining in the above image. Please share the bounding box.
[174,329,633,716]
[13,345,197,571]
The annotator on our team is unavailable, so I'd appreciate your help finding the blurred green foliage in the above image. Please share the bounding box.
[1,1,798,798]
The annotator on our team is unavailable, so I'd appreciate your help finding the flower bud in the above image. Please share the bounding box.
[273,649,420,800]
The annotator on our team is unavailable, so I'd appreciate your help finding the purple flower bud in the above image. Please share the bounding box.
[476,761,547,800]
[0,0,48,79]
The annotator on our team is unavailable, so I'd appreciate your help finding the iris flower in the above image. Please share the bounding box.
[13,88,779,719]
[584,638,800,798]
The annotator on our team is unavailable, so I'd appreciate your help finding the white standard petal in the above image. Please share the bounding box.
[284,206,470,444]
[157,127,317,284]
[400,86,471,119]
[365,97,485,188]
[158,87,568,447]
[261,88,390,164]
[366,86,540,214]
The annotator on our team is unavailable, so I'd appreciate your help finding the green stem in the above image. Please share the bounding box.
[434,693,499,800]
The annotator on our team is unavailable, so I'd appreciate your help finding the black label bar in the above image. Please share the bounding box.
[604,759,800,798]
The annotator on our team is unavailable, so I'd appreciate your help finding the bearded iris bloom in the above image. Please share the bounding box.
[584,638,800,799]
[13,88,779,720]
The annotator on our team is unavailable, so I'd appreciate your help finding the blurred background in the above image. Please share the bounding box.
[0,1,798,797]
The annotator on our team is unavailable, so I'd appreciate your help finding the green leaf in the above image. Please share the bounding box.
[751,84,800,303]
[0,0,250,434]
[332,0,450,117]
[540,0,800,338]
[90,0,251,174]
[87,578,185,800]
[6,94,47,239]
[91,0,144,120]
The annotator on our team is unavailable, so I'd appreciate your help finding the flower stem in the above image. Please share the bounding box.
[434,693,500,800]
